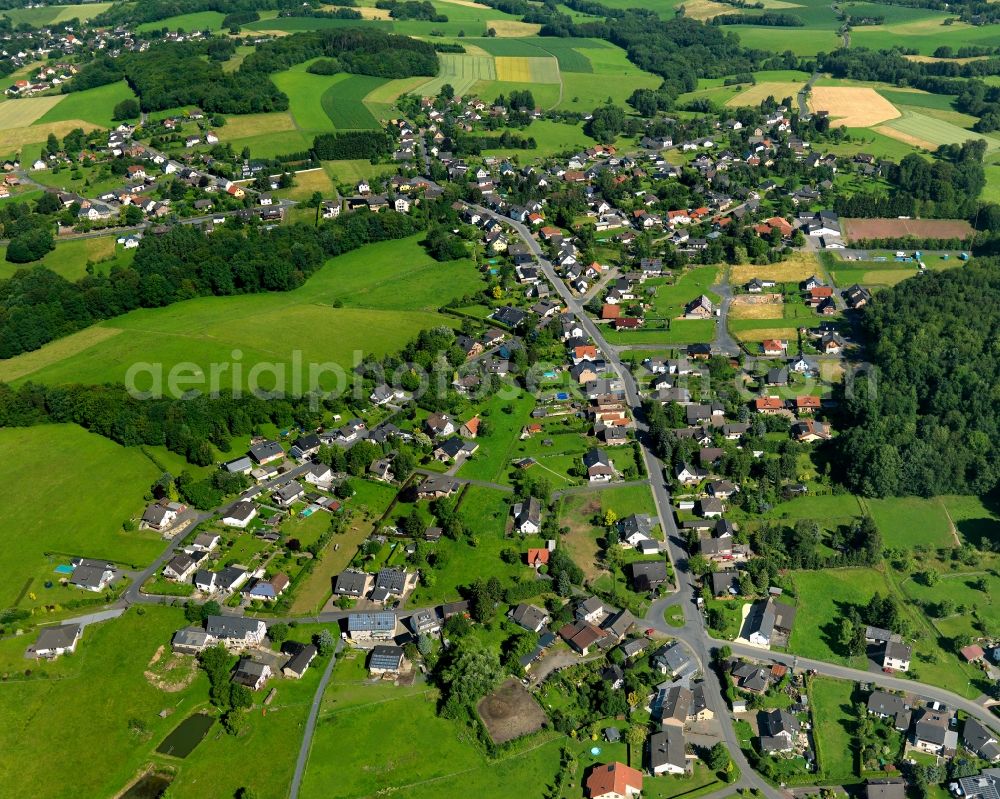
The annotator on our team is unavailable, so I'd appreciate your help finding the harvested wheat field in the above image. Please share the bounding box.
[730,295,784,320]
[0,119,98,153]
[872,124,934,149]
[905,54,988,64]
[437,0,490,7]
[727,81,806,107]
[809,86,900,127]
[488,19,542,36]
[356,6,392,18]
[731,254,822,284]
[0,95,65,128]
[735,326,801,342]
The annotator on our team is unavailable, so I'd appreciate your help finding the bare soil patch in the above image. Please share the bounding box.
[477,678,548,744]
[841,217,973,241]
[144,645,199,693]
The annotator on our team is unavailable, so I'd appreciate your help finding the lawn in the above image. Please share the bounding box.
[0,235,484,393]
[861,496,956,549]
[809,676,858,782]
[941,494,1000,548]
[301,651,560,799]
[273,64,354,133]
[456,388,537,484]
[406,485,539,607]
[35,81,138,128]
[0,424,169,610]
[0,607,210,798]
[788,568,892,665]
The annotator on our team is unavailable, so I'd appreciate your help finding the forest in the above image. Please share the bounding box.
[0,209,427,359]
[835,260,1000,497]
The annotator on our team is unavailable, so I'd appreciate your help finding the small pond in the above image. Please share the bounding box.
[156,712,214,759]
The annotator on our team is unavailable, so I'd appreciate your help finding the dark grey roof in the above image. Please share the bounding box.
[348,612,395,632]
[283,644,317,676]
[334,570,369,596]
[249,440,283,461]
[205,615,264,639]
[374,568,406,594]
[35,623,81,651]
[649,726,687,771]
[369,645,405,670]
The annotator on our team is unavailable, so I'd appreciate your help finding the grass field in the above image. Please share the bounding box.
[877,88,957,111]
[136,11,226,32]
[1,2,112,25]
[321,74,386,128]
[790,568,892,665]
[876,108,1000,151]
[0,235,130,282]
[0,425,168,609]
[1,236,482,392]
[273,65,354,132]
[300,653,562,799]
[35,81,138,128]
[863,497,956,549]
[941,494,1000,548]
[726,81,807,108]
[809,676,858,782]
[495,56,560,83]
[417,53,497,97]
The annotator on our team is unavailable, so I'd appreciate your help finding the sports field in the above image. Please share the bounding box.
[0,236,483,393]
[418,53,497,96]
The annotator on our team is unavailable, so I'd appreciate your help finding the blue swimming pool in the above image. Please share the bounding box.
[54,564,73,575]
[543,370,556,378]
[556,392,569,400]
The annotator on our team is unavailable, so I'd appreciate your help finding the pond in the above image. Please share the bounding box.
[120,772,173,799]
[156,712,215,759]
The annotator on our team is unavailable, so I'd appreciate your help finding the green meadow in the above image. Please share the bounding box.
[0,424,167,609]
[36,81,139,129]
[0,236,484,392]
[136,11,227,32]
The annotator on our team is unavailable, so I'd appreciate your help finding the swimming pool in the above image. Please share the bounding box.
[54,565,73,575]
[556,392,569,400]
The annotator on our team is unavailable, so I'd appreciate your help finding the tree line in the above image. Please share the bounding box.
[0,208,426,359]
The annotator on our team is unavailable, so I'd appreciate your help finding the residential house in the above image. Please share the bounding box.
[584,448,615,482]
[369,645,407,676]
[164,553,199,582]
[30,623,82,659]
[748,597,796,648]
[912,706,955,755]
[631,561,668,592]
[205,616,267,650]
[222,500,257,528]
[652,642,694,678]
[233,659,271,691]
[512,496,542,534]
[509,603,549,633]
[558,620,606,655]
[585,762,643,799]
[649,727,690,775]
[347,612,397,641]
[867,690,912,731]
[758,708,801,754]
[964,719,1000,762]
[282,642,318,679]
[249,440,284,464]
